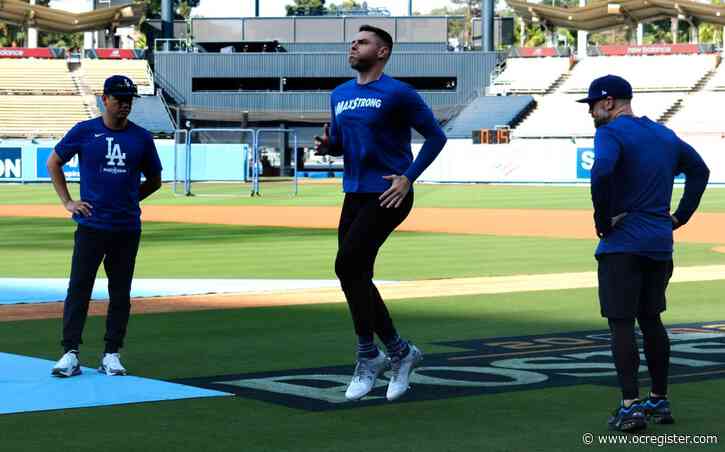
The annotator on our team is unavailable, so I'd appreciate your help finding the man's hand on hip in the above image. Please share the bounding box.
[379,175,411,208]
[65,200,93,217]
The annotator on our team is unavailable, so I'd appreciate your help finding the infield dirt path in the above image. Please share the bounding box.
[2,204,723,243]
[2,264,724,322]
[1,204,723,321]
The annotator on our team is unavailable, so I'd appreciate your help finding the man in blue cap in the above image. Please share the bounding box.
[46,75,162,377]
[578,75,710,431]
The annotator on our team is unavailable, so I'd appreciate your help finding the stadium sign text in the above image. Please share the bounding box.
[0,148,22,179]
[177,322,725,411]
[36,148,79,180]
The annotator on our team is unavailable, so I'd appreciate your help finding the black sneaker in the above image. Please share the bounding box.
[642,397,675,424]
[608,401,647,432]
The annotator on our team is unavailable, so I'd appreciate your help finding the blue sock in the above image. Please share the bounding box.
[357,336,378,360]
[384,335,410,358]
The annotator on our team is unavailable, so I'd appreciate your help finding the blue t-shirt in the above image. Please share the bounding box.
[591,115,709,259]
[329,74,447,193]
[55,117,163,231]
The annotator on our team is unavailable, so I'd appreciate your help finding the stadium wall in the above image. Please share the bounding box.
[413,138,725,184]
[0,139,249,183]
[3,138,722,184]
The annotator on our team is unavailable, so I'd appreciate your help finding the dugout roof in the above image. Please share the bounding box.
[0,0,144,33]
[506,0,725,31]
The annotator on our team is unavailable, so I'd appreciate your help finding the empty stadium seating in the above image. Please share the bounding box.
[443,95,535,138]
[513,93,681,138]
[82,59,154,95]
[667,92,725,134]
[705,61,725,90]
[0,59,77,94]
[0,95,91,138]
[492,57,570,94]
[563,55,715,93]
[96,95,175,135]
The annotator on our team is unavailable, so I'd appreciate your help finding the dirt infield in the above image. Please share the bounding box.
[2,204,723,321]
[3,264,725,322]
[2,204,723,243]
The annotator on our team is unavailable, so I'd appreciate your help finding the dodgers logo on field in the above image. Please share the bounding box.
[176,321,725,411]
[0,148,22,179]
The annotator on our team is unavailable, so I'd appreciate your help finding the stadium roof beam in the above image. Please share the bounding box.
[505,0,725,32]
[0,0,144,33]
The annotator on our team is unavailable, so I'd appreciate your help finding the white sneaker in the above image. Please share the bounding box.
[386,344,423,401]
[345,351,389,401]
[98,353,127,376]
[51,351,81,378]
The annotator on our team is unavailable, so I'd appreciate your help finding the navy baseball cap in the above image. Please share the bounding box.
[103,75,140,97]
[576,75,632,104]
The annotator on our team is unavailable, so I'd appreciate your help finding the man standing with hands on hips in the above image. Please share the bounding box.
[47,75,162,377]
[315,25,447,402]
[579,75,709,431]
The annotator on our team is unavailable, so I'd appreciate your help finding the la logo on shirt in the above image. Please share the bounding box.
[103,137,127,174]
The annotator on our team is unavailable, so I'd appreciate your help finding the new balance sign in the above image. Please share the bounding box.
[0,148,21,179]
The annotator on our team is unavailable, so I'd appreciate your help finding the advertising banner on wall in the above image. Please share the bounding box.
[36,147,79,180]
[0,47,65,59]
[510,47,570,58]
[414,140,718,184]
[591,44,707,56]
[0,148,22,179]
[576,147,684,182]
[84,48,146,59]
[576,147,595,179]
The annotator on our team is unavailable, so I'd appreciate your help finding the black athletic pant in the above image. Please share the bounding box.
[609,316,670,400]
[335,191,414,342]
[598,254,673,400]
[61,224,141,353]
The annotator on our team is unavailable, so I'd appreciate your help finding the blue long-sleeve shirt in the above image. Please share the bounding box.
[328,74,447,193]
[591,115,709,259]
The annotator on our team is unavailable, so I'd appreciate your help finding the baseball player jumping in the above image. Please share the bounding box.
[315,25,447,402]
[47,75,162,377]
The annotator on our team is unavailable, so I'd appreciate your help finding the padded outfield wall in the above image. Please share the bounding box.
[412,138,724,184]
[1,138,722,184]
[0,139,248,183]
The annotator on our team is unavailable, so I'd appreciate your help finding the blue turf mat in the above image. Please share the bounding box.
[0,278,347,305]
[0,352,230,415]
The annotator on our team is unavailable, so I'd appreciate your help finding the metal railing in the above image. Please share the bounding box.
[154,39,189,53]
[252,128,298,197]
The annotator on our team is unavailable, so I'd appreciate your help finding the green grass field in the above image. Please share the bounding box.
[1,183,723,452]
[2,182,725,211]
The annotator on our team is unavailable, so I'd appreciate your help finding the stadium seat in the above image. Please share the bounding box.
[705,61,725,91]
[96,95,175,135]
[0,95,91,138]
[443,95,535,138]
[0,59,78,95]
[563,55,715,93]
[513,94,681,138]
[667,92,725,134]
[82,59,154,95]
[492,57,570,94]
